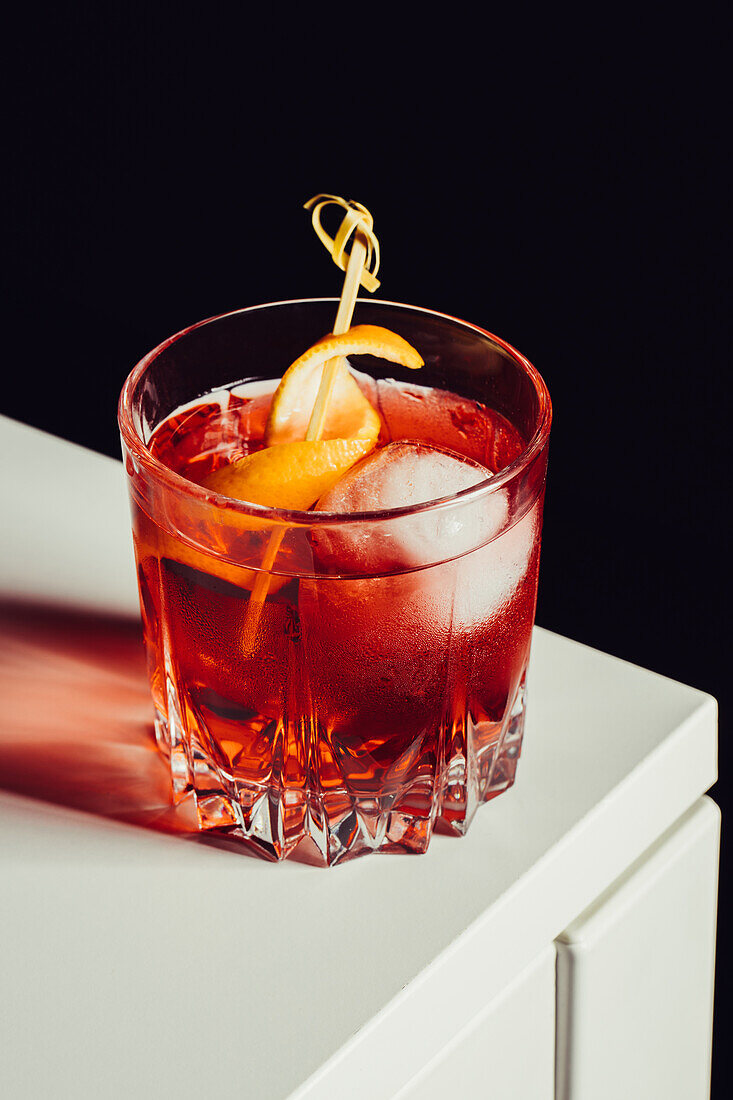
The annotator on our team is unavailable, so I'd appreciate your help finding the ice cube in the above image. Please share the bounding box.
[301,441,539,736]
[313,441,505,574]
[317,441,489,512]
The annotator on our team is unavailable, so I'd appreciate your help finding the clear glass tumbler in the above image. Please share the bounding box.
[118,299,551,864]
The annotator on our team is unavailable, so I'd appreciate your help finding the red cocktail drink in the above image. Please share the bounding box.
[119,300,551,864]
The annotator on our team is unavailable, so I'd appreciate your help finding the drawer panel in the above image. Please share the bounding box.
[556,797,719,1099]
[396,944,556,1099]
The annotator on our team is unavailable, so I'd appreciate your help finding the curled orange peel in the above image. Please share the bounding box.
[203,326,423,515]
[304,194,381,292]
[203,437,376,512]
[265,324,423,447]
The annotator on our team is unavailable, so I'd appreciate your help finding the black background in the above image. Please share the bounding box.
[3,6,729,1091]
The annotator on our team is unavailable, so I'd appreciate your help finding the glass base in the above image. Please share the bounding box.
[154,672,528,866]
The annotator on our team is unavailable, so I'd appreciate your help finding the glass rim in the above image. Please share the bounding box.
[118,298,552,525]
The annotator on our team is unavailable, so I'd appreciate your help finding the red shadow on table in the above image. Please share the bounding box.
[0,598,368,864]
[0,598,199,835]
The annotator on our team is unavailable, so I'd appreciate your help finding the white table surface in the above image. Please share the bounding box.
[0,415,718,1099]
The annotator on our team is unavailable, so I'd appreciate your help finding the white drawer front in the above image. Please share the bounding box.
[396,945,556,1099]
[556,797,719,1100]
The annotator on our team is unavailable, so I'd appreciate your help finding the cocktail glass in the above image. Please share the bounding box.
[118,299,551,865]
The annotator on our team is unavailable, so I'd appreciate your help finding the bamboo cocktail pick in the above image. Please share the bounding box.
[304,195,381,439]
[241,195,382,649]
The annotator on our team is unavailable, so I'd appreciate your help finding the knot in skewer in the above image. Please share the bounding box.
[304,193,381,292]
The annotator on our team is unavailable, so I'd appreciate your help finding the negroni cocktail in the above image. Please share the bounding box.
[119,297,551,865]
